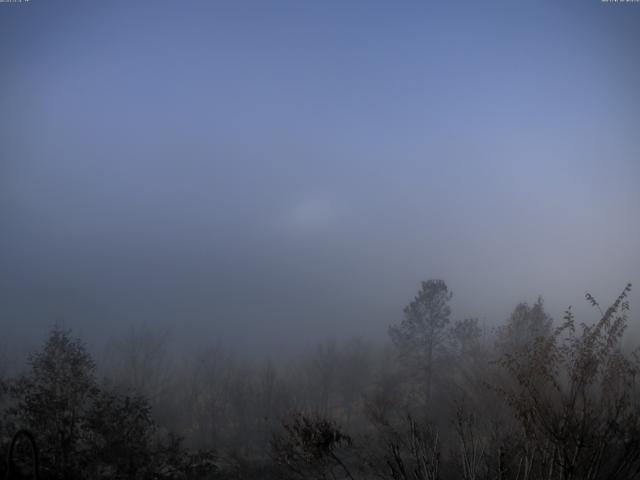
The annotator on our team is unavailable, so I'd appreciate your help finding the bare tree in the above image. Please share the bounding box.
[102,324,174,403]
[374,415,441,480]
[336,338,372,427]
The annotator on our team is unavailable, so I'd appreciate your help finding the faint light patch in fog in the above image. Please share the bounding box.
[279,195,339,233]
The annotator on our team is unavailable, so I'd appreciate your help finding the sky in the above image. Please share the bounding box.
[1,0,639,355]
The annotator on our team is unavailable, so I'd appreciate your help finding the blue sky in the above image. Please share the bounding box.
[1,0,639,352]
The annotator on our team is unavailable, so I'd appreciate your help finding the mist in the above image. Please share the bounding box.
[1,1,639,479]
[2,1,638,356]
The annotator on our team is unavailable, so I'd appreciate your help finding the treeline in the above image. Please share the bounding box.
[0,281,638,480]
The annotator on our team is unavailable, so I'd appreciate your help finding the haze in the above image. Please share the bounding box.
[1,0,639,355]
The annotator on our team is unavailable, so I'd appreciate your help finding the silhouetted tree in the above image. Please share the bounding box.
[336,339,372,426]
[495,297,552,356]
[9,327,98,479]
[271,412,356,480]
[4,327,209,480]
[450,318,483,356]
[389,279,453,404]
[103,325,173,405]
[309,343,339,417]
[85,389,156,478]
[496,284,640,480]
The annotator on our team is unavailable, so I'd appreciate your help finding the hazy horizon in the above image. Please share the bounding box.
[1,0,639,356]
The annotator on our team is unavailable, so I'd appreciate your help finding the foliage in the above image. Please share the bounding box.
[495,297,553,356]
[271,412,356,480]
[496,283,640,480]
[389,279,453,403]
[2,281,639,480]
[2,327,217,480]
[85,389,156,478]
[8,327,99,479]
[450,318,483,355]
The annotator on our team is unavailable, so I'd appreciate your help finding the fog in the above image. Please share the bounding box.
[3,2,640,479]
[2,1,639,353]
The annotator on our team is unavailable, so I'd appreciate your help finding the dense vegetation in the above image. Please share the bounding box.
[1,281,637,480]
